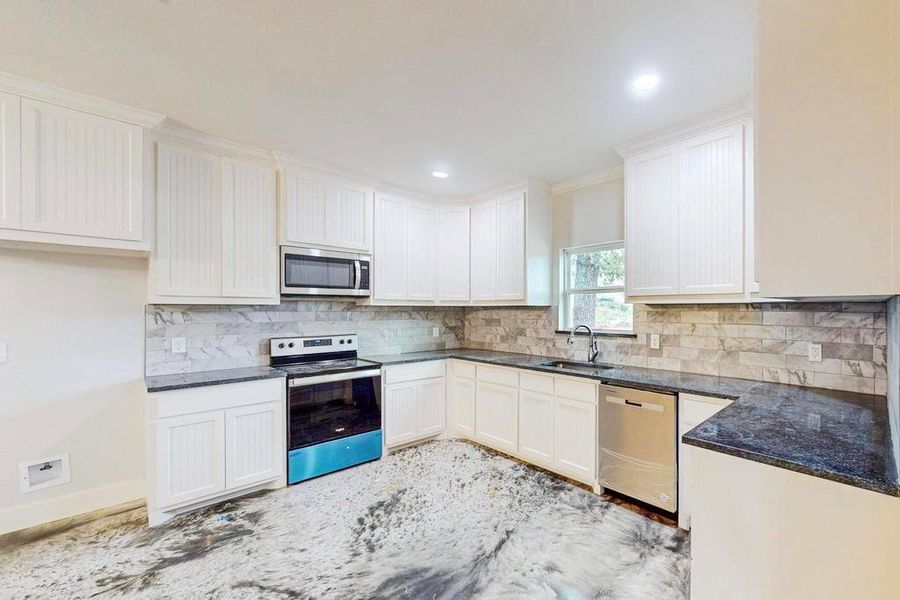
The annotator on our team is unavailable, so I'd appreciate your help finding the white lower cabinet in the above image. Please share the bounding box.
[146,378,286,526]
[475,380,519,453]
[678,392,732,530]
[553,396,597,482]
[517,390,555,467]
[451,361,477,438]
[383,361,447,448]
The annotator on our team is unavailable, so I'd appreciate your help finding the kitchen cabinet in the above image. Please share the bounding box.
[436,206,470,301]
[677,392,732,530]
[471,193,526,301]
[475,380,519,453]
[451,361,476,438]
[146,378,286,526]
[373,193,409,301]
[470,199,499,301]
[0,74,163,251]
[620,108,756,303]
[406,201,436,301]
[279,162,373,253]
[150,139,278,304]
[517,389,555,467]
[553,396,596,482]
[383,361,447,448]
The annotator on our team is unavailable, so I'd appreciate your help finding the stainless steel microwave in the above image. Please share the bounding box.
[280,246,371,297]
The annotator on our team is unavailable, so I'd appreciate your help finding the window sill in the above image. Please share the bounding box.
[555,329,637,339]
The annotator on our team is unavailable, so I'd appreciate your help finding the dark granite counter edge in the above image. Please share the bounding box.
[682,433,900,497]
[145,368,287,393]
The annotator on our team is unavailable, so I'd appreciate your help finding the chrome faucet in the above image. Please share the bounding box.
[568,324,600,362]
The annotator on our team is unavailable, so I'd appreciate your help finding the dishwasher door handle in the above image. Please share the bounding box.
[605,395,664,413]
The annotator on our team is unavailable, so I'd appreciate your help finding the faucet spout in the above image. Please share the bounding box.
[568,324,600,362]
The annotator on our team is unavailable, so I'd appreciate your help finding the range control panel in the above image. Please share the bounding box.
[270,334,358,358]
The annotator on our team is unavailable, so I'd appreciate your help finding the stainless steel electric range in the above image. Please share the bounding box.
[270,334,382,484]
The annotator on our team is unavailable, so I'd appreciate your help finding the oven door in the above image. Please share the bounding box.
[281,246,370,296]
[288,369,382,451]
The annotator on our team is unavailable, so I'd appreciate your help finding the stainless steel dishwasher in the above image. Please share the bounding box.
[598,384,677,513]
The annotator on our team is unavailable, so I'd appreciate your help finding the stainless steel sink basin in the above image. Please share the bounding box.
[538,360,613,372]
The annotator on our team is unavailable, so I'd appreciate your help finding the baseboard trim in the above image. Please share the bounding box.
[0,479,145,539]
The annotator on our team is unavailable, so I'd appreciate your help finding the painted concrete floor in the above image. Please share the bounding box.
[0,440,690,599]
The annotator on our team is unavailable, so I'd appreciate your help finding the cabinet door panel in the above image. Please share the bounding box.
[453,376,476,438]
[326,184,371,251]
[553,397,596,483]
[225,401,282,489]
[156,411,226,509]
[475,381,518,453]
[678,124,744,294]
[0,92,20,230]
[518,390,554,466]
[437,206,470,301]
[282,171,327,246]
[495,193,525,300]
[406,201,436,301]
[417,377,446,437]
[625,147,679,296]
[470,200,497,301]
[373,194,408,300]
[156,143,221,296]
[222,158,276,299]
[20,99,143,241]
[384,382,417,447]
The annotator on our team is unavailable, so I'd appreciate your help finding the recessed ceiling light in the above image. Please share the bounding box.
[632,74,660,92]
[432,171,449,179]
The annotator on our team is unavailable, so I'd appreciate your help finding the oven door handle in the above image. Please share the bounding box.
[289,369,382,387]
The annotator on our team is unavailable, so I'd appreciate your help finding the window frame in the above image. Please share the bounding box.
[560,241,632,333]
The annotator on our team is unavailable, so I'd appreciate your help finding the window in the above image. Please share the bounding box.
[561,242,633,332]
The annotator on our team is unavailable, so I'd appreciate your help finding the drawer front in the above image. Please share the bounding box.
[150,378,285,420]
[680,393,732,426]
[554,377,596,403]
[288,430,382,484]
[384,360,446,384]
[453,360,477,380]
[477,365,519,388]
[519,371,554,395]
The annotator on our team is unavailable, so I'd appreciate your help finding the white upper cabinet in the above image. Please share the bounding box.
[620,107,754,303]
[436,206,470,301]
[495,192,526,300]
[279,162,373,253]
[373,193,409,301]
[0,92,20,231]
[222,158,277,298]
[470,199,498,302]
[406,201,436,301]
[151,136,278,305]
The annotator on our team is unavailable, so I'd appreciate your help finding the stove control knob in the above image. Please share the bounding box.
[346,338,353,344]
[288,342,295,348]
[339,339,345,344]
[278,343,285,349]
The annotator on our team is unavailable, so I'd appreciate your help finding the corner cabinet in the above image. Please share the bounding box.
[620,107,758,303]
[150,137,278,305]
[0,75,164,252]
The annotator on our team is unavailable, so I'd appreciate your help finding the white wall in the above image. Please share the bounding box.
[0,249,147,535]
[550,177,625,324]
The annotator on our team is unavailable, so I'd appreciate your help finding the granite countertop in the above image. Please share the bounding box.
[367,348,899,497]
[145,366,286,393]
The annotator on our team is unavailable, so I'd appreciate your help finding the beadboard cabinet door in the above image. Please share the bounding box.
[373,193,409,301]
[155,410,226,509]
[155,143,222,297]
[495,193,526,300]
[224,401,282,490]
[222,158,277,298]
[475,380,518,453]
[0,92,20,230]
[325,183,371,251]
[436,206,470,301]
[553,396,596,482]
[677,124,744,295]
[282,169,328,246]
[470,200,498,301]
[625,146,679,296]
[406,201,436,301]
[453,375,476,439]
[384,381,418,447]
[20,99,144,241]
[518,389,555,468]
[417,377,447,437]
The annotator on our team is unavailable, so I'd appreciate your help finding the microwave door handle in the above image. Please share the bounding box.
[354,260,362,290]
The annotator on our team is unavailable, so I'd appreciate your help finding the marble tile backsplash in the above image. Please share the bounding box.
[463,302,888,395]
[145,302,465,375]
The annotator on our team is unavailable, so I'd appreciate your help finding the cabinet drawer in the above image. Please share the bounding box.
[477,364,518,388]
[453,361,476,380]
[520,371,554,395]
[554,377,596,403]
[149,378,285,420]
[680,393,732,426]
[384,360,446,384]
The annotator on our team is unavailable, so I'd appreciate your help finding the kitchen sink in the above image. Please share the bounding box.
[538,360,613,373]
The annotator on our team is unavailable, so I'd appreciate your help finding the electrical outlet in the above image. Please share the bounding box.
[432,327,440,337]
[650,334,660,350]
[0,341,7,363]
[808,343,822,362]
[171,337,187,354]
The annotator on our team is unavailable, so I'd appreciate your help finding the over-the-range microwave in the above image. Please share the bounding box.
[280,246,371,297]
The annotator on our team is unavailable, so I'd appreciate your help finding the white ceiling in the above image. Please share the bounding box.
[0,0,753,196]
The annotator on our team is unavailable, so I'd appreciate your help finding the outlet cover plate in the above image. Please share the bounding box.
[808,343,822,362]
[650,334,661,350]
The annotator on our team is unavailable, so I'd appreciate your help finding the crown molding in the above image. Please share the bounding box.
[0,71,164,128]
[550,166,623,196]
[615,98,753,159]
[153,121,276,165]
